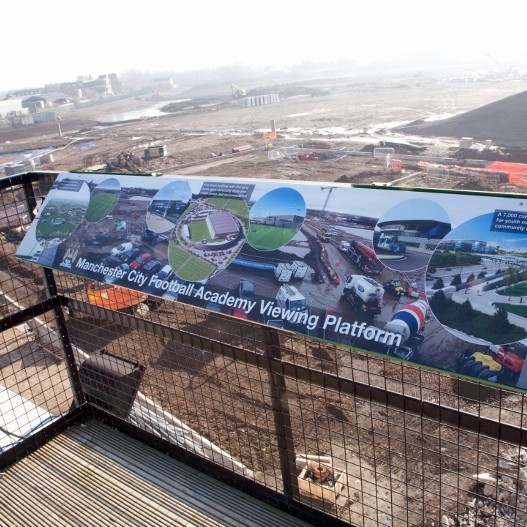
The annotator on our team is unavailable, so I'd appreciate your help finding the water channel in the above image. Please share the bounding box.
[99,99,190,124]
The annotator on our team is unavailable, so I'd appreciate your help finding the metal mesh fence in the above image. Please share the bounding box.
[1,173,527,527]
[0,175,77,463]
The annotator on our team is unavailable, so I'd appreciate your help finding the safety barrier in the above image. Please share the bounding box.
[1,171,527,527]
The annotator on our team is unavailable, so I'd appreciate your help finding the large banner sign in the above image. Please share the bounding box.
[16,173,527,391]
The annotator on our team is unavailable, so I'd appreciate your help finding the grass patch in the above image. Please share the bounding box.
[247,224,297,250]
[433,298,527,344]
[36,218,78,238]
[85,191,119,222]
[188,219,211,242]
[188,220,211,241]
[168,244,215,281]
[207,197,248,219]
[496,282,527,297]
[493,302,527,318]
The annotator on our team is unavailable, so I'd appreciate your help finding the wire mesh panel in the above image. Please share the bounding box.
[0,176,78,464]
[56,282,527,526]
[61,293,284,482]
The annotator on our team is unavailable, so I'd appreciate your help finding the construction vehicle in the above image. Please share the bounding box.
[318,243,340,286]
[231,144,252,153]
[384,278,426,299]
[231,83,246,99]
[297,151,319,162]
[339,241,350,252]
[341,275,383,317]
[114,221,127,240]
[344,240,383,276]
[238,280,255,300]
[458,343,526,383]
[385,155,403,174]
[459,350,502,381]
[383,299,428,360]
[275,284,308,324]
[405,284,426,300]
[384,279,405,297]
[376,233,406,254]
[290,260,308,280]
[318,230,332,242]
[274,262,294,283]
[490,344,525,373]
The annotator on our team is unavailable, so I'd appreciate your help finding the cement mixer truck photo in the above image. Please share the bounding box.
[341,275,384,319]
[383,299,428,360]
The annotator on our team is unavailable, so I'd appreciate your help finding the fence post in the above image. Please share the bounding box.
[263,326,299,501]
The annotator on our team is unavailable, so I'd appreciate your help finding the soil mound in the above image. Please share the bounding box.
[398,90,527,147]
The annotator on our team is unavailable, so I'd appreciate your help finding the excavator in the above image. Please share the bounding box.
[231,83,246,99]
[458,343,526,383]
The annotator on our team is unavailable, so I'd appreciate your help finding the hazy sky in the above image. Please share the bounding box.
[2,0,525,93]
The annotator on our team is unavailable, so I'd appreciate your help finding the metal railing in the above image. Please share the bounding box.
[1,171,527,527]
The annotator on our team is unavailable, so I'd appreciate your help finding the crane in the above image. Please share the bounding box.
[486,53,503,69]
[486,54,513,75]
[320,186,336,217]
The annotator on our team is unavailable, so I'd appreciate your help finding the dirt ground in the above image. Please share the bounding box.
[4,72,527,526]
[3,74,527,193]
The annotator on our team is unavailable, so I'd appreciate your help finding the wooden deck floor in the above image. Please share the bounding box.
[0,420,313,527]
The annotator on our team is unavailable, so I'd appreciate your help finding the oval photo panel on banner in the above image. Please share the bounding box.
[374,198,451,273]
[84,177,121,223]
[168,195,249,282]
[247,187,306,251]
[146,180,193,233]
[35,179,90,247]
[426,212,527,345]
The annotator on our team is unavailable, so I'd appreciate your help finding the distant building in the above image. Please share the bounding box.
[153,77,175,90]
[56,81,84,100]
[454,241,474,252]
[83,75,113,96]
[239,93,279,108]
[107,73,122,95]
[7,87,42,97]
[0,99,24,119]
[377,219,451,240]
[55,74,115,99]
[437,240,455,251]
[253,214,303,228]
[22,96,46,113]
[7,72,121,108]
[472,241,487,252]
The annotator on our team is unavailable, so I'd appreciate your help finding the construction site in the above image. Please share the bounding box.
[3,70,527,192]
[2,67,527,527]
